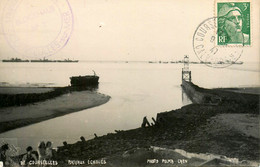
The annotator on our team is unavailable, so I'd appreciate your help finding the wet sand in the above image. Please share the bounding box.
[0,90,110,133]
[209,113,259,139]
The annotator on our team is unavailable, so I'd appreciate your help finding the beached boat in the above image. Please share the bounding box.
[70,74,99,87]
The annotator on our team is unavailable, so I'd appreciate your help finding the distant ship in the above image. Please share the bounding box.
[2,58,29,62]
[31,58,78,63]
[30,58,56,62]
[56,59,79,63]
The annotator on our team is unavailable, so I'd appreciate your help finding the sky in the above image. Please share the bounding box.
[0,0,259,62]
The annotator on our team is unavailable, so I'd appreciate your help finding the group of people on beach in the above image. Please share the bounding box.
[0,141,55,166]
[22,141,54,165]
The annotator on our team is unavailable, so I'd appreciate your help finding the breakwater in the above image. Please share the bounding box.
[181,80,221,104]
[180,80,258,112]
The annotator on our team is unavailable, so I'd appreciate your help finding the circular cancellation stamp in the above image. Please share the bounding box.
[193,17,243,68]
[2,0,73,58]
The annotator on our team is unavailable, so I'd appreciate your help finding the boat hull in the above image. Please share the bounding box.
[70,76,99,87]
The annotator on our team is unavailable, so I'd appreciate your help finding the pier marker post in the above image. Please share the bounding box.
[182,55,191,82]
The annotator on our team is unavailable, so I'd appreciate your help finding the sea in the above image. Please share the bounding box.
[0,61,259,154]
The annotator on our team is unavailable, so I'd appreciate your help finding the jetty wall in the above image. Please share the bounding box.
[181,80,206,104]
[156,80,259,126]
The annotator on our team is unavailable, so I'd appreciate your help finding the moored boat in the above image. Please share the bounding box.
[70,73,99,87]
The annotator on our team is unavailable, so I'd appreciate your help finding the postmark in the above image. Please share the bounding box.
[2,0,73,58]
[215,1,251,46]
[193,17,243,68]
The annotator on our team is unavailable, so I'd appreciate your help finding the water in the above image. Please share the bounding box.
[0,62,259,154]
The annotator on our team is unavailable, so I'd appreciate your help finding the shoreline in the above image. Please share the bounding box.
[0,89,110,133]
[53,104,259,166]
[1,82,259,166]
[52,82,259,166]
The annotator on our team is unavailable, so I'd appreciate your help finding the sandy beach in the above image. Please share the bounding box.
[0,88,110,133]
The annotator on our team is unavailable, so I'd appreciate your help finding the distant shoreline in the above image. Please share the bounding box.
[1,59,245,65]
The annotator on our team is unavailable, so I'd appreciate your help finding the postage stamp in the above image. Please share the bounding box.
[215,1,251,46]
[192,0,251,68]
[2,0,73,58]
[193,17,243,68]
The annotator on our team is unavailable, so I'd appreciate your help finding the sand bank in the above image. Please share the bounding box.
[0,87,54,94]
[0,90,110,133]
